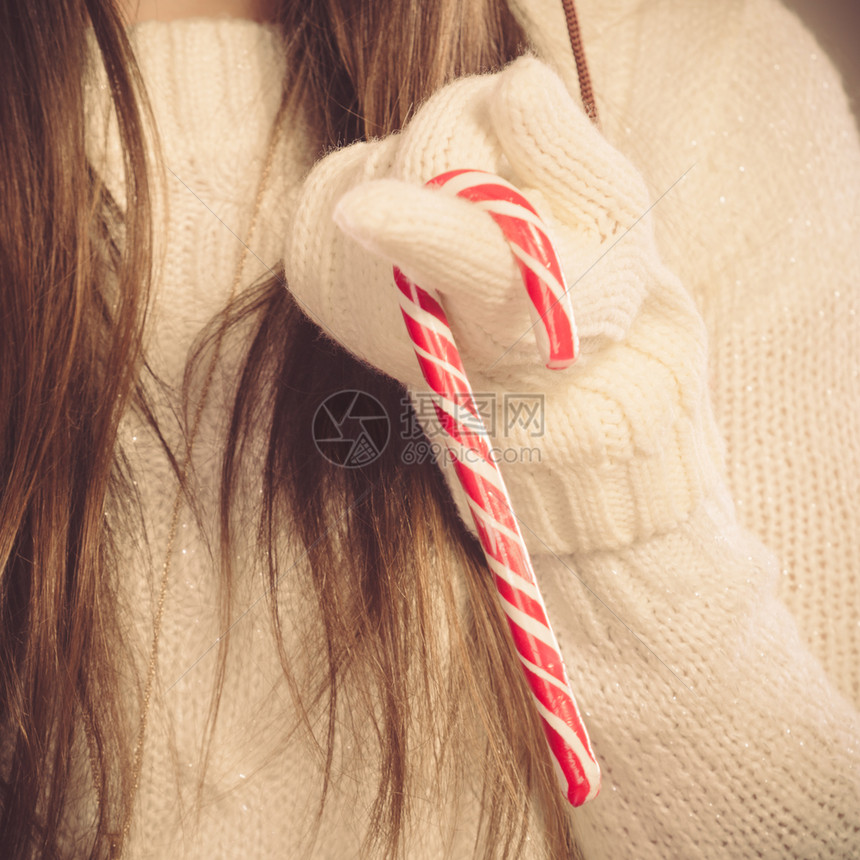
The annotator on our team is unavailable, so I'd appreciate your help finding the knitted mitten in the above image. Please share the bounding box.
[285,56,724,555]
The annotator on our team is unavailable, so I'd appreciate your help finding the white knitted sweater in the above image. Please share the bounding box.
[82,1,860,857]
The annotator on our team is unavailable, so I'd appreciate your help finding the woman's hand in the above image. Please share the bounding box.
[284,57,723,554]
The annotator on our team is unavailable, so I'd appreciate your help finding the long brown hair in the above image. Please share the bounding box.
[0,1,581,857]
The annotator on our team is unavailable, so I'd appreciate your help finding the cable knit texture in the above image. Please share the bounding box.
[513,0,860,708]
[80,3,860,858]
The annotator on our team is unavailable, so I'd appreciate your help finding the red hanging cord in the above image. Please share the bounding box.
[561,0,599,125]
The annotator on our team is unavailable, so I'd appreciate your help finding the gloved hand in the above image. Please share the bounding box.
[284,56,725,554]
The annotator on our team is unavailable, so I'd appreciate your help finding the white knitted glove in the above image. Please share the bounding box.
[285,56,724,554]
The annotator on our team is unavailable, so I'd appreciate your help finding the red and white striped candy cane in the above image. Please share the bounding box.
[393,169,600,806]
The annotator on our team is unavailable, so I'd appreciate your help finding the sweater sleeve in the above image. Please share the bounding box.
[506,0,860,708]
[638,0,860,710]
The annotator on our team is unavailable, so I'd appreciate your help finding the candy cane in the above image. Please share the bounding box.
[393,169,600,806]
